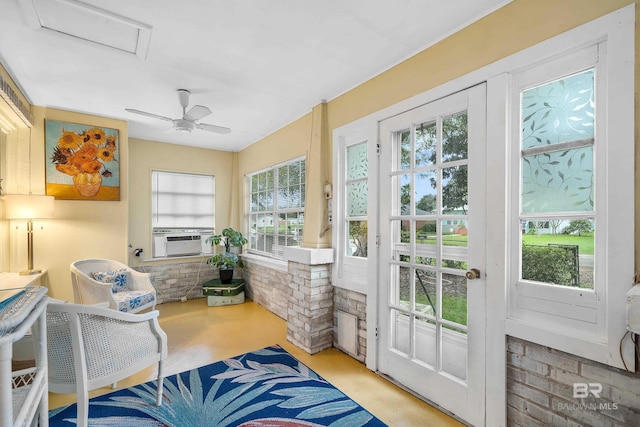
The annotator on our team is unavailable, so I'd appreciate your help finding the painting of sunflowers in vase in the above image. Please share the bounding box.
[45,120,120,200]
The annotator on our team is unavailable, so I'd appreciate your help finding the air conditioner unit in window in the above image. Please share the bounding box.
[153,233,213,258]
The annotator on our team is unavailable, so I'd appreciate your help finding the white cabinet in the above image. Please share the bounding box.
[0,286,48,427]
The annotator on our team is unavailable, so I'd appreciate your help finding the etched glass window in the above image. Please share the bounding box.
[346,141,368,257]
[519,70,595,288]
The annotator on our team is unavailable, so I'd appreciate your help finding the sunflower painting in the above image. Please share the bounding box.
[45,120,120,200]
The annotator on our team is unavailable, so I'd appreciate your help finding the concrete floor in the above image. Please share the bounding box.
[48,298,464,426]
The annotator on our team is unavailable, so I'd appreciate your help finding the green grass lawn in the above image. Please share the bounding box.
[416,294,468,327]
[416,234,468,247]
[522,233,594,255]
[415,233,593,254]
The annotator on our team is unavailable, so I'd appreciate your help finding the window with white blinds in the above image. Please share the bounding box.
[151,170,215,230]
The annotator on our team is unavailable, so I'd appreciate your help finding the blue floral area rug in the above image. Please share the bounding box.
[49,344,387,426]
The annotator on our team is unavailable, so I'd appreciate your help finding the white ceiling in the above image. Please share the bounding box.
[0,0,509,152]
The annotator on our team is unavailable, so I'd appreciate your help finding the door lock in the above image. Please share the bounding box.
[466,268,481,280]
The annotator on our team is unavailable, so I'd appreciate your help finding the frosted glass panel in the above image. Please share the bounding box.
[347,142,368,179]
[520,70,595,214]
[522,70,594,150]
[347,181,368,216]
[522,146,593,213]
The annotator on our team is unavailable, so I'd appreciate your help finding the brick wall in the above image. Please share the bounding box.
[242,260,289,319]
[135,260,216,304]
[507,336,640,426]
[333,286,367,362]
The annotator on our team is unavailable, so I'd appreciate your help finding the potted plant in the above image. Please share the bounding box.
[206,252,244,283]
[206,228,248,283]
[208,227,248,253]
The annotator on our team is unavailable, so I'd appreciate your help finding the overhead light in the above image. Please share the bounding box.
[18,0,152,59]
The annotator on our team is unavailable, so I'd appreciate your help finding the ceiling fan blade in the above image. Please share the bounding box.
[125,108,173,122]
[196,122,231,134]
[184,105,212,122]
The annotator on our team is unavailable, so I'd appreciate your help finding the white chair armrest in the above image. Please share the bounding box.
[74,276,115,306]
[126,270,154,292]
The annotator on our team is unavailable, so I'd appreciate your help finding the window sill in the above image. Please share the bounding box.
[504,317,618,368]
[241,253,288,272]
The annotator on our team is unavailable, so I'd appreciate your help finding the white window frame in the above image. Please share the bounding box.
[502,13,634,369]
[332,122,372,293]
[246,156,306,259]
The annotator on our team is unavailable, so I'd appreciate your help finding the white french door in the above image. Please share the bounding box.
[377,84,487,426]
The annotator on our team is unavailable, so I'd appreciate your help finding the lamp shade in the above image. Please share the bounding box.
[3,194,55,219]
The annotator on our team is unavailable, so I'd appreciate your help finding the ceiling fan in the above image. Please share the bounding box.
[125,89,231,134]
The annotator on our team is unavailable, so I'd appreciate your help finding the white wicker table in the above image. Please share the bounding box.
[0,285,48,427]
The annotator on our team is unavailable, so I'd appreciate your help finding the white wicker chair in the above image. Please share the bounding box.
[70,259,157,313]
[46,300,167,427]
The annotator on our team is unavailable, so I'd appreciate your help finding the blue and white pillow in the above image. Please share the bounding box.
[90,269,129,293]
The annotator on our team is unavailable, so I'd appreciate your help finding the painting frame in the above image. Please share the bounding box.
[45,120,120,201]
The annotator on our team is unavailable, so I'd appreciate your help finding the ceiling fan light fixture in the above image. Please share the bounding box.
[126,89,230,135]
[173,119,195,133]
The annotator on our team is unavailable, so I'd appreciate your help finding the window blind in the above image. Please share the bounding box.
[151,171,214,229]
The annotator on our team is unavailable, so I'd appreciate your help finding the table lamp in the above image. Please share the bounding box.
[3,194,55,275]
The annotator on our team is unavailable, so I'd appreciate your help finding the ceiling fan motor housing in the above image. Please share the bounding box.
[173,119,195,132]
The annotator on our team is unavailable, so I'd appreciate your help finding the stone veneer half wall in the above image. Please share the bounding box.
[135,259,216,304]
[243,249,335,355]
[241,256,289,319]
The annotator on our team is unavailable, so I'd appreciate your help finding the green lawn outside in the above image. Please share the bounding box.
[522,233,594,255]
[416,233,468,247]
[415,233,593,254]
[416,294,468,327]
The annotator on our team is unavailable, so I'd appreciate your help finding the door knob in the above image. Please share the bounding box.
[466,268,481,280]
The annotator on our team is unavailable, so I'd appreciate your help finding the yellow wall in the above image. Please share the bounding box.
[237,112,312,175]
[18,107,130,301]
[127,138,235,267]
